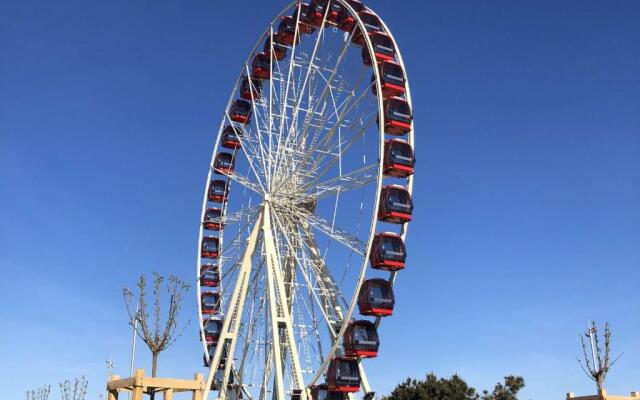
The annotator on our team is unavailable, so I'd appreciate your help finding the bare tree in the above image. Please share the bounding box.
[123,273,190,378]
[577,321,623,396]
[26,385,51,400]
[59,376,88,400]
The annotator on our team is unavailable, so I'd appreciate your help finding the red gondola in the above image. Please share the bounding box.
[201,264,221,287]
[306,0,335,27]
[378,184,413,224]
[326,2,345,25]
[325,357,361,393]
[362,32,395,66]
[351,11,382,46]
[251,52,271,80]
[214,152,236,175]
[369,232,406,271]
[311,384,347,400]
[343,320,380,358]
[221,126,242,149]
[357,278,395,317]
[372,60,406,98]
[277,16,300,45]
[383,139,414,178]
[208,180,229,203]
[201,236,220,259]
[293,3,316,34]
[336,1,365,32]
[203,208,222,231]
[201,291,220,314]
[240,76,262,101]
[380,96,412,135]
[203,317,222,343]
[263,33,288,61]
[229,99,252,124]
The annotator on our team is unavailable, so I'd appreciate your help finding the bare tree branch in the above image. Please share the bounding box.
[122,272,190,379]
[577,321,622,396]
[579,335,595,376]
[26,385,51,400]
[153,272,163,347]
[59,376,87,400]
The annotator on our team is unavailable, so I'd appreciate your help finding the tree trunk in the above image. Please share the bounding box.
[150,352,159,400]
[152,352,158,377]
[596,378,604,400]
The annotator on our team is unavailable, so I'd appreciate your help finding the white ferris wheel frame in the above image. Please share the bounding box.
[195,1,415,400]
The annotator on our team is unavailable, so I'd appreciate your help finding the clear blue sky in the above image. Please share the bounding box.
[1,1,638,399]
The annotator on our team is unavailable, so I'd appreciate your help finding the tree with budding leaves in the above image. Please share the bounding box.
[122,273,190,378]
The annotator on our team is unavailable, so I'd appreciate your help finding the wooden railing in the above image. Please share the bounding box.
[567,390,640,400]
[107,369,205,400]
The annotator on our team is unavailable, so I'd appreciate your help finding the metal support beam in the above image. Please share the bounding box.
[204,212,264,400]
[263,203,307,400]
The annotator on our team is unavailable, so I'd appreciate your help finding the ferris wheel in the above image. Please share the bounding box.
[196,1,415,400]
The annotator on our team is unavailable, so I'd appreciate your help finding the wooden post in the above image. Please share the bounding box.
[108,375,121,400]
[164,388,174,400]
[132,369,144,400]
[193,373,204,400]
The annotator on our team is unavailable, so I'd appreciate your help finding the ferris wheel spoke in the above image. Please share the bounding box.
[306,116,376,184]
[270,4,304,182]
[217,205,261,226]
[300,212,366,256]
[277,223,325,374]
[213,167,264,195]
[271,5,333,186]
[268,211,348,378]
[217,211,261,262]
[219,241,258,286]
[270,210,341,336]
[280,79,373,194]
[301,226,350,305]
[306,163,378,199]
[291,22,358,167]
[296,61,368,159]
[299,227,349,331]
[304,80,373,161]
[224,114,269,194]
[243,64,272,187]
[266,25,279,191]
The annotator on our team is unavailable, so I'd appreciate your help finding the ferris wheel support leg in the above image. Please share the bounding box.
[302,226,345,331]
[258,348,273,400]
[203,212,264,400]
[263,203,308,400]
[357,363,373,395]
